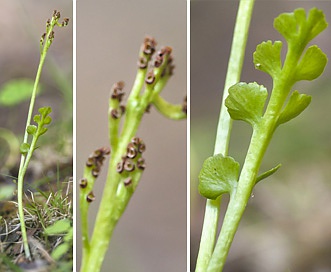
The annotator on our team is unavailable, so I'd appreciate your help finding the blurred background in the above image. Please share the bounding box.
[191,1,331,272]
[76,1,186,271]
[0,1,72,200]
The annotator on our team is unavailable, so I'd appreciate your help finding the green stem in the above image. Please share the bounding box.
[195,0,255,270]
[213,0,255,155]
[81,111,143,271]
[152,94,186,120]
[207,122,273,271]
[17,38,48,261]
[195,197,221,271]
[108,96,121,152]
[130,69,148,99]
[79,167,97,262]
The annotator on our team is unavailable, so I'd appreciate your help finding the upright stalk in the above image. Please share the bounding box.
[17,28,51,262]
[195,1,255,270]
[16,11,69,260]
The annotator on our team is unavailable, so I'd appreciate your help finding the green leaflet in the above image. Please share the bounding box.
[253,41,282,79]
[33,107,52,138]
[20,143,30,155]
[38,106,52,117]
[274,8,328,47]
[277,91,311,126]
[198,154,239,200]
[225,82,267,127]
[255,164,281,184]
[294,45,327,81]
[26,125,37,135]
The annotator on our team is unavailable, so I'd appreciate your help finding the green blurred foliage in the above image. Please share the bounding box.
[0,78,41,106]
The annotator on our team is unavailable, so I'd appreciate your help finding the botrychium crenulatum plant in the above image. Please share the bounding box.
[79,36,186,272]
[17,10,69,261]
[195,3,328,271]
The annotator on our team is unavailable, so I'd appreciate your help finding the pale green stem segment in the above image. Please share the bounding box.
[195,0,255,271]
[16,12,68,260]
[79,167,97,260]
[206,25,308,272]
[80,42,186,271]
[152,94,186,120]
[108,91,121,152]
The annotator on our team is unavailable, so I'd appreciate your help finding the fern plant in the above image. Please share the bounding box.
[195,2,328,271]
[16,10,69,261]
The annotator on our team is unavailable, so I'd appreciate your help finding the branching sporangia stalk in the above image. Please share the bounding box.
[79,37,186,272]
[17,10,69,260]
[197,7,328,272]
